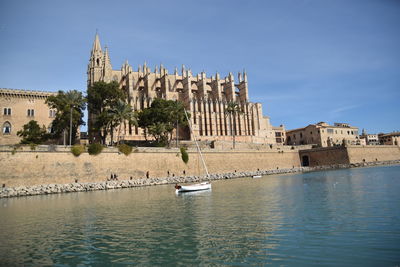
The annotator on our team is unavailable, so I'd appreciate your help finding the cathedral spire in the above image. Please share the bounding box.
[104,46,111,64]
[92,32,102,53]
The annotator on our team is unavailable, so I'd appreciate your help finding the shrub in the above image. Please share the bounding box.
[29,143,37,151]
[88,143,103,155]
[11,144,22,155]
[118,144,133,156]
[180,147,189,164]
[71,145,85,157]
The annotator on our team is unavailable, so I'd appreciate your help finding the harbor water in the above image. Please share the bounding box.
[1,165,399,266]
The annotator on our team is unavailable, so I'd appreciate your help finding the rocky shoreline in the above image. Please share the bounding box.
[1,160,399,198]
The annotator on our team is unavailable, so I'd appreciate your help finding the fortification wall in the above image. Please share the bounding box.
[299,147,349,167]
[299,145,400,167]
[0,149,301,187]
[346,145,400,163]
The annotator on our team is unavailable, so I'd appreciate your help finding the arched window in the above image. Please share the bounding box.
[96,58,100,66]
[3,121,11,134]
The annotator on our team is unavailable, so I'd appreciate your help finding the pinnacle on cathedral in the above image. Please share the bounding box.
[92,33,102,53]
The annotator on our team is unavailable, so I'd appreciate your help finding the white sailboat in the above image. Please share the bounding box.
[175,109,211,193]
[175,182,211,193]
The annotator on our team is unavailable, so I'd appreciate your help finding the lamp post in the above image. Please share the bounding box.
[69,105,73,146]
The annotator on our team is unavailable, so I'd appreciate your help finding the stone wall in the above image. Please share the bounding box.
[0,148,301,187]
[346,146,400,163]
[299,145,400,167]
[2,145,399,188]
[299,146,349,167]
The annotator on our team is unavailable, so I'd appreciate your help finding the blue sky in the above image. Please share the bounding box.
[0,0,399,133]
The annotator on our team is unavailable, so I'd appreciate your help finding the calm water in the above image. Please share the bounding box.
[1,165,400,266]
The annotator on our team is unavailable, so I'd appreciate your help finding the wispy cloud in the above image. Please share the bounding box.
[329,104,361,116]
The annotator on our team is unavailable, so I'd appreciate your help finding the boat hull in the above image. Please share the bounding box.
[176,182,211,193]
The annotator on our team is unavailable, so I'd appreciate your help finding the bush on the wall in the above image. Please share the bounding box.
[88,143,103,155]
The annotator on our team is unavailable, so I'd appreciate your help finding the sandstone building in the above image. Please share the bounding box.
[360,129,379,145]
[0,88,57,145]
[379,132,400,145]
[286,122,360,147]
[87,34,284,145]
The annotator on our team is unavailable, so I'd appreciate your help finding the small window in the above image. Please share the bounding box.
[27,109,35,117]
[49,110,56,118]
[3,121,11,134]
[3,108,11,115]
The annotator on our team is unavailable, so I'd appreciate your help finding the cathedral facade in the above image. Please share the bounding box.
[88,34,283,144]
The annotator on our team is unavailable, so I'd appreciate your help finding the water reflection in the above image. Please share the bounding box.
[1,165,400,266]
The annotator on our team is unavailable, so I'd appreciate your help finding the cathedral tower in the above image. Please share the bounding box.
[87,33,105,87]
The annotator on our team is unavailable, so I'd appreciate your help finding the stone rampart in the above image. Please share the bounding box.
[299,146,349,166]
[1,145,399,189]
[346,146,400,163]
[0,147,301,187]
[299,145,400,167]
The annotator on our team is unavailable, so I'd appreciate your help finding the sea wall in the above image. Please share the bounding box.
[299,145,400,167]
[1,145,399,189]
[0,147,301,187]
[299,146,349,166]
[346,146,400,163]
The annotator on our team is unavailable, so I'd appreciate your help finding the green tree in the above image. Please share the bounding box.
[138,99,189,146]
[108,99,138,144]
[87,81,125,144]
[225,101,243,149]
[17,120,48,144]
[46,90,86,145]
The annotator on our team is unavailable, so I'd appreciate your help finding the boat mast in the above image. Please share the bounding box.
[183,109,210,177]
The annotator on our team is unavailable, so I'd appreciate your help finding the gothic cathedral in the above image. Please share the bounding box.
[87,33,282,145]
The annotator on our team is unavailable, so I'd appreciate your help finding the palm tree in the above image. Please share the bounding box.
[225,101,243,149]
[165,100,187,147]
[108,100,138,144]
[64,90,85,146]
[46,90,86,145]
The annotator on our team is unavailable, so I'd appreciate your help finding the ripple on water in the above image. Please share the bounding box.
[1,165,400,266]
